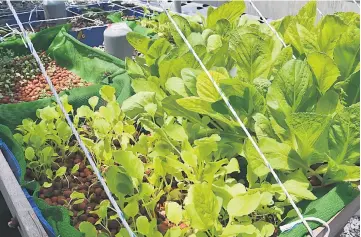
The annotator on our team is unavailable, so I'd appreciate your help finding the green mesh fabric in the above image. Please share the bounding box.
[0,26,132,131]
[47,27,126,84]
[0,24,71,56]
[280,182,359,237]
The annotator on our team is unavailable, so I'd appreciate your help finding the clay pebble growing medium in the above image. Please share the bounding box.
[0,51,90,104]
[32,153,122,236]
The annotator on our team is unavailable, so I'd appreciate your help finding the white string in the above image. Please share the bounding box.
[316,7,324,17]
[66,7,104,25]
[245,0,297,60]
[156,1,323,236]
[5,1,136,236]
[27,5,37,33]
[110,2,153,17]
[280,217,330,236]
[352,0,360,8]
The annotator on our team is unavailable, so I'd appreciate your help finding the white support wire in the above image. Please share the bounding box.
[156,1,331,237]
[5,1,136,236]
[245,0,296,59]
[352,0,360,8]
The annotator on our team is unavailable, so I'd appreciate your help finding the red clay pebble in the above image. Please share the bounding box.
[63,190,72,198]
[87,217,96,224]
[79,214,87,221]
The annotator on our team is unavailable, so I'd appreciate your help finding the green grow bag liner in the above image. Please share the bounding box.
[0,26,132,131]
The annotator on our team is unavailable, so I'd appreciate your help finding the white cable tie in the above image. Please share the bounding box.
[157,0,316,236]
[280,217,330,237]
[6,1,136,236]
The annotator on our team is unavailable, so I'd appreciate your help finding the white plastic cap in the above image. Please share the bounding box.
[105,22,132,36]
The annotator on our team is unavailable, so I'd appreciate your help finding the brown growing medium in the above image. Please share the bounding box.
[30,153,121,236]
[0,52,91,104]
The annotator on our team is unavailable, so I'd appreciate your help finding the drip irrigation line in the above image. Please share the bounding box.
[6,1,136,236]
[156,1,331,236]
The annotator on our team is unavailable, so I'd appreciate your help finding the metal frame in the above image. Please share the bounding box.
[0,150,47,237]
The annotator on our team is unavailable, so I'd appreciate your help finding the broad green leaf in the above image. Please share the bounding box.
[55,166,66,178]
[114,150,144,181]
[335,12,360,28]
[224,158,240,174]
[146,38,171,65]
[206,1,245,28]
[176,97,235,126]
[307,52,340,94]
[184,183,222,231]
[227,192,261,217]
[88,96,99,110]
[99,85,116,102]
[187,32,205,47]
[181,68,201,96]
[207,34,222,52]
[57,121,72,141]
[253,113,277,140]
[287,112,331,161]
[334,26,360,79]
[215,19,231,36]
[77,106,93,118]
[79,221,97,237]
[212,182,246,208]
[165,77,189,97]
[70,191,86,200]
[297,24,319,55]
[202,29,214,42]
[196,71,227,102]
[71,164,79,174]
[38,106,59,121]
[328,103,360,165]
[254,221,275,237]
[323,160,360,184]
[136,216,150,235]
[166,202,182,224]
[159,60,174,86]
[334,70,360,106]
[171,15,192,45]
[273,169,316,200]
[221,224,258,237]
[132,78,166,101]
[123,200,139,218]
[268,46,293,79]
[164,122,188,142]
[104,166,134,197]
[126,32,151,55]
[229,27,275,82]
[125,57,145,77]
[25,147,35,161]
[121,92,157,118]
[244,137,305,177]
[267,59,315,126]
[315,90,339,115]
[43,182,52,188]
[317,15,347,56]
[295,0,317,28]
[162,95,202,124]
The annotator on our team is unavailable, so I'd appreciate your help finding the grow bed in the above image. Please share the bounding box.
[0,0,360,237]
[0,49,90,104]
